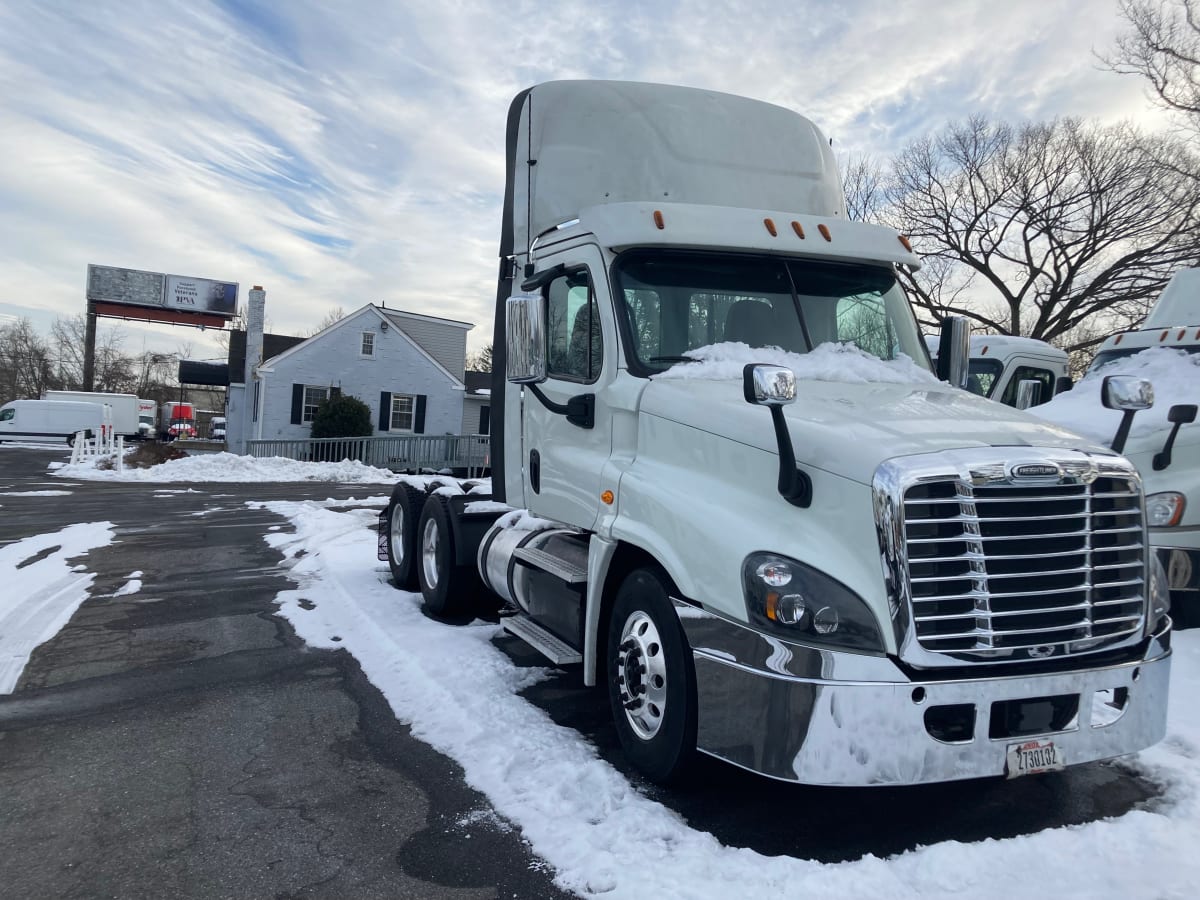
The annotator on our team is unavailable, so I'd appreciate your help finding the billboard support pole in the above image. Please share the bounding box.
[83,301,97,392]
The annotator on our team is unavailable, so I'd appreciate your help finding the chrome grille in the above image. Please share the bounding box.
[902,475,1145,657]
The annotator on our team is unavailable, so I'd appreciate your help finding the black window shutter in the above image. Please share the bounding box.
[379,392,391,431]
[330,386,341,399]
[291,384,304,425]
[414,395,427,433]
[479,405,490,435]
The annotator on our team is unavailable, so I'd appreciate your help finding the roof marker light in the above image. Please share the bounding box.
[1115,334,1124,345]
[1180,328,1188,340]
[818,224,832,242]
[764,218,777,236]
[791,221,806,239]
[898,235,913,252]
[1161,329,1170,342]
[653,210,665,230]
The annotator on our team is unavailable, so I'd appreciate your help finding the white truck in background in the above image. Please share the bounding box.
[137,398,156,440]
[377,81,1170,785]
[0,399,103,444]
[42,390,140,440]
[1037,268,1200,627]
[927,334,1070,409]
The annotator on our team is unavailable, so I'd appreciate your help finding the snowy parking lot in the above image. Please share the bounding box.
[2,445,1199,898]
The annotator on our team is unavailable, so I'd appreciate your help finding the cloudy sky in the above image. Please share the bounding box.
[0,0,1170,362]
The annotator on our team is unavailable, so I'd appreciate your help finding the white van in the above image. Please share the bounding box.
[0,399,104,444]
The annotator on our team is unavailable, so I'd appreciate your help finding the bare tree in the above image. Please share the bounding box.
[0,318,53,400]
[1105,0,1200,133]
[466,343,493,373]
[308,306,346,336]
[884,116,1200,351]
[50,314,131,392]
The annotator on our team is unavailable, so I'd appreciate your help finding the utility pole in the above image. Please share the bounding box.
[82,301,97,391]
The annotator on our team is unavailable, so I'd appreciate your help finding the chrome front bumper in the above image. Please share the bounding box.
[677,603,1171,785]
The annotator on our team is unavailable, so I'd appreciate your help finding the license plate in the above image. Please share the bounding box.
[1006,739,1065,778]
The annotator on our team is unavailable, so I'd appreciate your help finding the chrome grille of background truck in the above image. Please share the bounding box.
[874,449,1148,667]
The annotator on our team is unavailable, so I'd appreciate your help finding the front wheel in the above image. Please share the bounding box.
[607,566,697,783]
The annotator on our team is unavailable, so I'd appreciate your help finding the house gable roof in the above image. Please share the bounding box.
[256,304,465,388]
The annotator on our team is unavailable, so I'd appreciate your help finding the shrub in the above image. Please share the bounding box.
[311,394,373,439]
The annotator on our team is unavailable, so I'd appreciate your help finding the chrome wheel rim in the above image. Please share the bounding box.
[389,504,406,567]
[421,517,440,589]
[616,610,667,740]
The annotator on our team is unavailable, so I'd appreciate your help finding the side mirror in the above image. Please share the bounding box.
[505,293,547,384]
[742,364,809,507]
[1153,403,1198,471]
[936,316,970,389]
[1054,375,1073,395]
[1014,379,1043,410]
[1102,375,1154,454]
[743,364,796,406]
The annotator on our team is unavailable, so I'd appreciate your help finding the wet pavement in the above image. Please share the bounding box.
[0,446,1167,897]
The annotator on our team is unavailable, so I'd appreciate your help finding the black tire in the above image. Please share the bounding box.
[607,566,697,783]
[385,482,426,590]
[416,493,481,618]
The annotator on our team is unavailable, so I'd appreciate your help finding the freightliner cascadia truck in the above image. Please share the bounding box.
[379,81,1171,784]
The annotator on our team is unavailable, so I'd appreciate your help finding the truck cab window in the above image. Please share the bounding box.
[613,250,930,375]
[967,358,1004,396]
[546,270,603,382]
[0,408,13,421]
[999,366,1055,407]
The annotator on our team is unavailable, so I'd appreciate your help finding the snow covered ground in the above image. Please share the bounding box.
[12,449,1199,894]
[264,497,1200,899]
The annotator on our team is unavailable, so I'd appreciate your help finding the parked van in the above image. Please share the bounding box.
[210,416,226,441]
[0,399,104,444]
[42,390,140,440]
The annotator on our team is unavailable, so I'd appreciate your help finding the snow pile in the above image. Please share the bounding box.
[55,452,403,484]
[263,499,1200,898]
[111,571,143,597]
[654,341,938,385]
[0,522,115,692]
[1034,348,1200,443]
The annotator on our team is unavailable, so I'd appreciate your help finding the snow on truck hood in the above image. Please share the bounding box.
[646,343,1111,484]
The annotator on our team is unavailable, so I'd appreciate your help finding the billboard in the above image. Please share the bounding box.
[165,275,239,315]
[86,264,239,328]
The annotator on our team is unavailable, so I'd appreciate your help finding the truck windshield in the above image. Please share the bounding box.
[611,250,930,375]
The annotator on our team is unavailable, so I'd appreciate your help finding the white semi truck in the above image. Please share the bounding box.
[379,81,1171,784]
[1037,268,1200,627]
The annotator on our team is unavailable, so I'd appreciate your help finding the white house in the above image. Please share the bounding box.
[228,304,472,450]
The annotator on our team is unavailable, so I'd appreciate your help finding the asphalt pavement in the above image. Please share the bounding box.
[0,446,1168,898]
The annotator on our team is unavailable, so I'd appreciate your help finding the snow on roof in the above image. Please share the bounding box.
[1033,347,1199,442]
[654,341,937,385]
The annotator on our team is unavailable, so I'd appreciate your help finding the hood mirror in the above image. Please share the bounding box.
[1102,375,1154,454]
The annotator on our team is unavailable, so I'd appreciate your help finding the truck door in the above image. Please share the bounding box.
[522,244,616,530]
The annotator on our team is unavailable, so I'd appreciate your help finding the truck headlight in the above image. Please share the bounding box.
[1146,492,1185,527]
[742,553,884,653]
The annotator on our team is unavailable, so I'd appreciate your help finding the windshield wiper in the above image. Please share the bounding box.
[649,355,697,364]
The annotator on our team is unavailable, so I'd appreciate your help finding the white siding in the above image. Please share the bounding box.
[257,308,464,440]
[384,313,468,378]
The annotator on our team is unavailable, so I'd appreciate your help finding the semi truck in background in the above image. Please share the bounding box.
[160,401,196,440]
[377,81,1170,785]
[1037,267,1200,627]
[927,335,1070,409]
[137,399,156,440]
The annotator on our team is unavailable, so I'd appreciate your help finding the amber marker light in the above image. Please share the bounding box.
[791,221,806,239]
[653,210,665,230]
[601,490,614,505]
[764,218,777,236]
[898,235,913,252]
[818,224,831,241]
[1115,334,1124,344]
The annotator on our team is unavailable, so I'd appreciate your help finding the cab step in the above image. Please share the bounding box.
[512,546,588,584]
[501,613,582,665]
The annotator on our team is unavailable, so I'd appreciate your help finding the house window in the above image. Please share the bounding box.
[390,394,415,431]
[303,385,329,423]
[361,332,375,357]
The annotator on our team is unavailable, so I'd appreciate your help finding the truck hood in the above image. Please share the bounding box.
[640,378,1113,484]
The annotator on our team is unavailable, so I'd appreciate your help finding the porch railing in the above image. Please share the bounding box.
[246,433,490,477]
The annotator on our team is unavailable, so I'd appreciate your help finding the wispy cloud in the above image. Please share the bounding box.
[0,0,1170,356]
